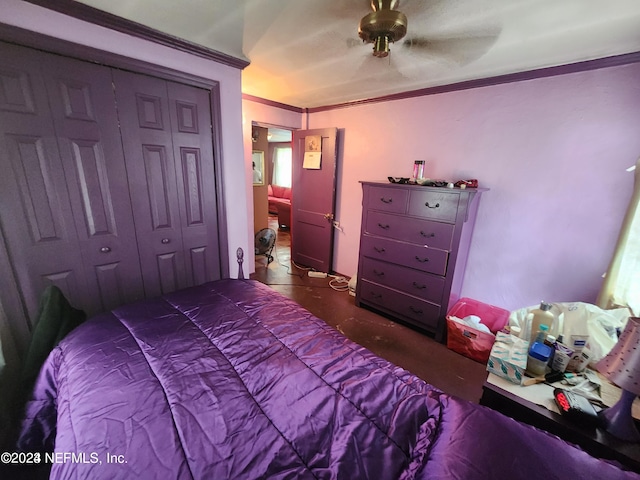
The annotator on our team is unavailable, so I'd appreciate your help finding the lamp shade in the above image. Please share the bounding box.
[596,317,640,396]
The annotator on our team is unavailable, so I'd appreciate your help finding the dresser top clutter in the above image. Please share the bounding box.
[360,180,488,217]
[355,181,487,342]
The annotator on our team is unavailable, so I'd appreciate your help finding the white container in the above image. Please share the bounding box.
[526,341,552,376]
[526,355,548,376]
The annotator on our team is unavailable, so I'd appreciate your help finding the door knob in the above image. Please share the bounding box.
[161,238,170,244]
[323,213,334,221]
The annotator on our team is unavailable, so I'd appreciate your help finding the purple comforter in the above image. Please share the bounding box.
[18,280,638,479]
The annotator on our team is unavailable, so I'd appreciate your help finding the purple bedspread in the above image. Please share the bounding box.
[18,279,638,479]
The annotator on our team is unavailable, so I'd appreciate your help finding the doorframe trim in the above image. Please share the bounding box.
[0,24,231,351]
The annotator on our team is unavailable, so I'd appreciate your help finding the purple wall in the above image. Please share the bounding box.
[308,63,640,311]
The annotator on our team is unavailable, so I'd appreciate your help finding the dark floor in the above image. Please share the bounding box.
[251,217,489,403]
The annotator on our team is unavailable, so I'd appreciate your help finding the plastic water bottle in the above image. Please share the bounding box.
[527,324,552,376]
[533,324,549,344]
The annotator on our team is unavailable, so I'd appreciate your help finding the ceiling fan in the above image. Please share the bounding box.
[356,0,501,65]
[358,0,408,58]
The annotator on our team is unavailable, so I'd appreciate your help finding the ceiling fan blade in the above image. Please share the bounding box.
[350,52,410,83]
[402,31,500,65]
[346,37,364,49]
[400,0,502,64]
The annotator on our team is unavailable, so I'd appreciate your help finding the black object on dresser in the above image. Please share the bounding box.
[355,181,486,342]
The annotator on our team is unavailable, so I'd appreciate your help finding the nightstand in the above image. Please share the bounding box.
[480,373,640,472]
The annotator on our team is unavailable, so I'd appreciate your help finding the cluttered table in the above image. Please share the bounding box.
[481,371,640,472]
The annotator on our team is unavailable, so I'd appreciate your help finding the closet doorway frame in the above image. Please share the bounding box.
[0,23,230,356]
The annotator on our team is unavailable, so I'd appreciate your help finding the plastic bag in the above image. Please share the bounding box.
[509,302,630,364]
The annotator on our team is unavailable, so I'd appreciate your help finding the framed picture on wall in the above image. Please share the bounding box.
[252,150,265,186]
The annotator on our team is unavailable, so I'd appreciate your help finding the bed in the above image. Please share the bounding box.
[16,278,639,479]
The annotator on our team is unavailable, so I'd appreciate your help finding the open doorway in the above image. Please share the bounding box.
[266,127,293,230]
[252,124,293,269]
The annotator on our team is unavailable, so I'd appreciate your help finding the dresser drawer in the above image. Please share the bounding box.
[360,257,445,305]
[365,211,454,250]
[408,190,459,223]
[360,235,448,276]
[366,186,408,214]
[360,280,440,330]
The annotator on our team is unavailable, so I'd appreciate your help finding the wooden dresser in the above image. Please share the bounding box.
[355,181,486,341]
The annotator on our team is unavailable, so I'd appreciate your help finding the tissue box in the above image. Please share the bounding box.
[486,332,529,385]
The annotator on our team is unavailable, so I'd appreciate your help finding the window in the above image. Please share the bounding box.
[272,147,292,188]
[598,159,640,315]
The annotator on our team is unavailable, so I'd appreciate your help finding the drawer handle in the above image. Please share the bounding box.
[424,202,440,209]
[420,231,435,238]
[409,306,423,315]
[377,223,390,230]
[373,269,385,277]
[161,238,171,244]
[414,256,429,263]
[374,246,386,253]
[99,246,111,253]
[412,282,427,290]
[380,197,393,204]
[370,292,383,299]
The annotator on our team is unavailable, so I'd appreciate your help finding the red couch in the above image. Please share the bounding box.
[268,184,291,228]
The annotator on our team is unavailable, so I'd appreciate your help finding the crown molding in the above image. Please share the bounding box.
[307,50,640,113]
[242,94,304,113]
[23,0,249,70]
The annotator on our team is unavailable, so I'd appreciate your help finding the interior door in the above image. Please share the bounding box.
[291,127,338,272]
[113,69,188,298]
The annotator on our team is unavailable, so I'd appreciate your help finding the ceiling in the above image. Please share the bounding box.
[72,0,640,108]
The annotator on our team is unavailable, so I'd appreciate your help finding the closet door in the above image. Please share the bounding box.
[0,43,146,317]
[0,42,89,319]
[113,70,221,297]
[113,69,188,298]
[41,54,145,315]
[167,81,221,286]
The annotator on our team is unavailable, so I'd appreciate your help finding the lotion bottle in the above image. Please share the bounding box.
[529,301,555,343]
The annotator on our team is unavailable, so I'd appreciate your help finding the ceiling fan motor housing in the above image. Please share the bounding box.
[358,1,408,57]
